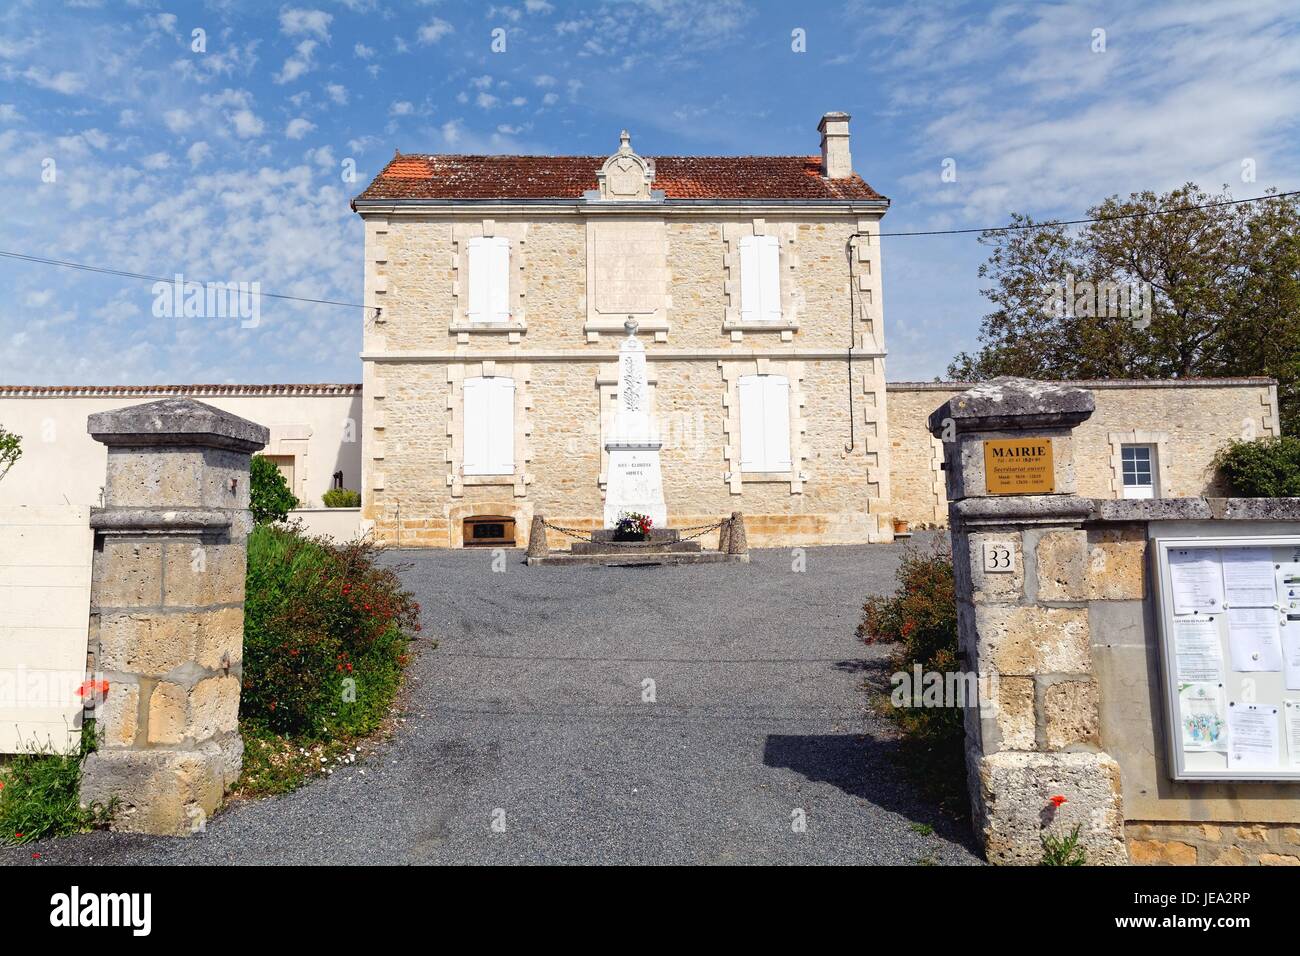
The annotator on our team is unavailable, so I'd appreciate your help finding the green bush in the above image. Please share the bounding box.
[250,454,300,523]
[1212,437,1300,497]
[858,541,963,746]
[321,488,361,508]
[0,724,115,845]
[242,524,420,739]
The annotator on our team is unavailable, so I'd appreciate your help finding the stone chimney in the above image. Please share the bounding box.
[818,111,852,179]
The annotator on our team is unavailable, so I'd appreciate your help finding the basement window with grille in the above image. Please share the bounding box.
[464,516,516,546]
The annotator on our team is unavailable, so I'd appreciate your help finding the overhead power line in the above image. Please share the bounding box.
[874,189,1300,237]
[0,250,379,314]
[0,189,1296,304]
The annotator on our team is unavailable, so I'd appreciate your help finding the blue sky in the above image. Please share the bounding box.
[2,0,1298,385]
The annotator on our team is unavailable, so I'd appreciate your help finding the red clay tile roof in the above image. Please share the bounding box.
[0,384,361,397]
[353,153,886,204]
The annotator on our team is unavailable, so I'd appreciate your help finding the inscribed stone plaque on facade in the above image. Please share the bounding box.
[983,438,1055,495]
[592,221,665,315]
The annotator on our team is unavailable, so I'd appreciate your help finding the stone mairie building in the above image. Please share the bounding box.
[351,112,895,548]
[1,114,1276,548]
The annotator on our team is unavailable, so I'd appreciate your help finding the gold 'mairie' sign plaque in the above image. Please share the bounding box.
[983,439,1055,495]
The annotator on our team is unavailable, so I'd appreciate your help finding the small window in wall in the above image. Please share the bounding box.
[737,235,781,322]
[264,455,295,494]
[738,374,792,472]
[466,236,511,322]
[1121,444,1157,499]
[464,516,516,547]
[463,376,515,476]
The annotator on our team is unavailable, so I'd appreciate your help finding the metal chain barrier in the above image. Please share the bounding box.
[541,518,725,546]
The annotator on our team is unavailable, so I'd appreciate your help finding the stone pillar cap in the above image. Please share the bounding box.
[927,376,1095,437]
[88,397,269,453]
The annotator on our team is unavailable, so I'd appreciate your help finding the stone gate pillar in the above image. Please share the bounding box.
[80,398,267,835]
[928,378,1127,864]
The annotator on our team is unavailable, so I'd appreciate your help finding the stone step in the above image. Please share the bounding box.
[570,539,701,555]
[590,528,680,544]
[527,550,748,567]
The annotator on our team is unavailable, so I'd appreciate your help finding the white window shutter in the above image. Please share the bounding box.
[738,375,764,472]
[763,375,792,470]
[462,377,490,474]
[758,236,782,322]
[486,237,510,322]
[467,237,510,323]
[488,377,515,474]
[738,236,760,323]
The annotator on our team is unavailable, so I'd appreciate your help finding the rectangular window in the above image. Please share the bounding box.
[462,376,515,476]
[466,236,511,322]
[1121,444,1156,499]
[738,374,792,472]
[264,454,295,495]
[737,234,782,323]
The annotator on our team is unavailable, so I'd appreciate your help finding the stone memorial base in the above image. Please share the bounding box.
[525,516,750,567]
[603,444,667,530]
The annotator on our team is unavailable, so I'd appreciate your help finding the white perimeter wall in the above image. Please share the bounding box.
[0,390,363,509]
[0,505,92,753]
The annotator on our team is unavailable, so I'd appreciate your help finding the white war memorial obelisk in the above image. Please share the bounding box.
[603,318,667,529]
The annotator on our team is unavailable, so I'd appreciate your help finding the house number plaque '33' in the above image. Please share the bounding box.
[983,541,1015,573]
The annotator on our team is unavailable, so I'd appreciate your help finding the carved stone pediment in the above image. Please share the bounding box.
[594,130,656,201]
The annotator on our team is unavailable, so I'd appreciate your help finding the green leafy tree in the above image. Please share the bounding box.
[0,426,21,482]
[950,185,1300,430]
[249,454,299,523]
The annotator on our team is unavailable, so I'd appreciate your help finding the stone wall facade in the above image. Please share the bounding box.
[890,379,1280,528]
[359,208,892,548]
[935,378,1300,865]
[1127,821,1300,865]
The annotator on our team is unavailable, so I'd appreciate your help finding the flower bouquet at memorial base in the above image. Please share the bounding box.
[613,511,653,542]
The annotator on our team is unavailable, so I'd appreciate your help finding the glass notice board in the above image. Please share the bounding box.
[1152,536,1300,781]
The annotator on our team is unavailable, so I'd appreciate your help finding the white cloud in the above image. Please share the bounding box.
[476,92,499,109]
[0,104,22,122]
[162,109,193,133]
[389,100,414,116]
[141,152,171,170]
[418,18,454,44]
[525,0,554,12]
[274,39,318,84]
[354,42,374,59]
[325,83,348,105]
[533,74,555,87]
[279,8,333,40]
[231,109,265,138]
[187,141,211,167]
[286,117,316,139]
[22,67,85,94]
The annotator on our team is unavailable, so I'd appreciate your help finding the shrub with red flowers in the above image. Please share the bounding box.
[858,539,961,746]
[242,524,421,738]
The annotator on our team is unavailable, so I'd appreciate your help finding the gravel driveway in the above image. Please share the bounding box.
[2,537,980,866]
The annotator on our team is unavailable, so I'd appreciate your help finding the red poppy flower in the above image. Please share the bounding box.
[1049,795,1067,808]
[75,679,110,702]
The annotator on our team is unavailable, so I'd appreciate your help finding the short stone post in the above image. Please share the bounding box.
[928,378,1127,865]
[525,514,548,559]
[716,516,731,553]
[80,398,267,835]
[726,511,749,558]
